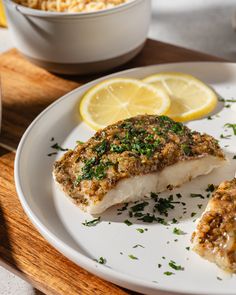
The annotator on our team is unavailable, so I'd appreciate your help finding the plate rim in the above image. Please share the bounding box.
[14,61,236,295]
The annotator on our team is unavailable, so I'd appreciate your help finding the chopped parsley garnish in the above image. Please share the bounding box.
[233,155,236,160]
[96,257,106,264]
[206,184,215,192]
[186,247,190,251]
[138,213,167,225]
[76,140,84,145]
[130,202,149,212]
[220,134,231,139]
[190,193,204,199]
[207,116,213,120]
[154,195,178,216]
[164,271,174,276]
[219,97,236,103]
[173,227,186,235]
[47,152,58,157]
[168,260,184,271]
[136,228,145,233]
[94,140,108,156]
[51,137,54,141]
[181,144,192,156]
[124,219,133,226]
[224,123,236,135]
[82,217,101,227]
[128,254,138,260]
[176,193,182,199]
[171,218,178,224]
[133,244,145,248]
[117,203,129,212]
[191,212,196,217]
[217,276,222,281]
[158,264,162,268]
[75,158,113,185]
[110,125,161,158]
[162,256,166,259]
[51,143,68,151]
[197,204,203,209]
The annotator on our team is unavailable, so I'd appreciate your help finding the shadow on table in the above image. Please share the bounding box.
[0,202,45,295]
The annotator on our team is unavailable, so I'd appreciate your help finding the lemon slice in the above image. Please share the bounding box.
[143,72,217,122]
[80,78,170,130]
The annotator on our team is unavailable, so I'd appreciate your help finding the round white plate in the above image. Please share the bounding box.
[15,62,236,295]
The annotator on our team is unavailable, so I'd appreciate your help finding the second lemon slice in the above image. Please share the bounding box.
[143,72,217,122]
[80,78,170,130]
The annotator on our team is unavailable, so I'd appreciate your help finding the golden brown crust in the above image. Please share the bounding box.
[53,115,225,205]
[192,179,236,273]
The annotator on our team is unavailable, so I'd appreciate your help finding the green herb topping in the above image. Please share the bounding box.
[168,260,184,271]
[206,184,215,192]
[136,228,145,233]
[51,143,68,151]
[96,257,106,264]
[133,244,145,248]
[128,254,138,260]
[82,217,101,227]
[190,193,205,199]
[224,123,236,135]
[76,140,84,145]
[47,152,58,157]
[220,134,231,139]
[124,219,133,226]
[164,271,174,276]
[173,227,186,235]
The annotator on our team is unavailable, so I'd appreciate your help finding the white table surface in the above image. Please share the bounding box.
[0,0,236,294]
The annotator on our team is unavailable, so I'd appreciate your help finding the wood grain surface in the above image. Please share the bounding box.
[0,39,221,295]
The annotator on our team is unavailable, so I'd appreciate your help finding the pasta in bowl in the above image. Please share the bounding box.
[14,0,129,13]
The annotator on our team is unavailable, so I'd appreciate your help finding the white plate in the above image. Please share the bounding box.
[15,62,236,295]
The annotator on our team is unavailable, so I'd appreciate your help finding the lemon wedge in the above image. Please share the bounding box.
[143,72,217,122]
[80,78,170,130]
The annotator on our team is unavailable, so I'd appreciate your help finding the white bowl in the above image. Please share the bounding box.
[4,0,151,75]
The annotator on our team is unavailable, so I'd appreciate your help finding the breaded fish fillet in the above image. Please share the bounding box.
[53,115,226,214]
[192,179,236,273]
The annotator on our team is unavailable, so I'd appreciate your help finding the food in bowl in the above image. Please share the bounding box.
[53,114,226,215]
[14,0,130,12]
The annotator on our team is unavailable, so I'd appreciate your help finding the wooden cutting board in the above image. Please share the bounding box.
[0,39,223,295]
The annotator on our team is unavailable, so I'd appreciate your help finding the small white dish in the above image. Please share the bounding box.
[15,62,236,295]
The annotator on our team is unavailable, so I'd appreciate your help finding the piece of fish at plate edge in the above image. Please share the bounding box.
[53,114,227,215]
[192,178,236,273]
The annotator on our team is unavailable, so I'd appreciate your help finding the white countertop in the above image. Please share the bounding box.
[0,0,236,294]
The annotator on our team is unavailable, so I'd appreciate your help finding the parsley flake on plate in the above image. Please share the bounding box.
[124,219,133,226]
[82,217,101,227]
[136,228,145,233]
[164,271,175,276]
[169,260,184,271]
[128,254,138,260]
[173,227,186,235]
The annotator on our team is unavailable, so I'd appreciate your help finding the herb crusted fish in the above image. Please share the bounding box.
[53,115,226,214]
[192,179,236,273]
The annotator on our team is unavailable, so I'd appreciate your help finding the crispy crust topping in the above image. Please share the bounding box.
[53,115,225,204]
[192,179,236,272]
